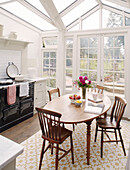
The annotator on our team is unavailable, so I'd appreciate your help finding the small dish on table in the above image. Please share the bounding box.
[75,100,82,107]
[69,94,81,104]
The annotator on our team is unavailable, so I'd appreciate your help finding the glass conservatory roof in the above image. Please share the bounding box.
[52,0,76,13]
[1,1,56,30]
[62,0,98,26]
[0,0,130,31]
[24,0,49,17]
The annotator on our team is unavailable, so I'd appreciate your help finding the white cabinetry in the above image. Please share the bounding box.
[34,78,47,109]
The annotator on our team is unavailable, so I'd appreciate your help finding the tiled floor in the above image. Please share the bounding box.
[16,120,130,170]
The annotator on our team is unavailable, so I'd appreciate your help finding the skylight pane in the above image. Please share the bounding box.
[24,0,49,17]
[62,0,98,26]
[52,0,76,13]
[82,10,99,30]
[1,1,56,30]
[68,24,79,31]
[102,9,123,28]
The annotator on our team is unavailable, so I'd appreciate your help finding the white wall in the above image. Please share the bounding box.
[0,9,42,77]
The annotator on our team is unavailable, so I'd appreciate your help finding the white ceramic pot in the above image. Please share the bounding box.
[15,75,24,81]
[9,32,17,39]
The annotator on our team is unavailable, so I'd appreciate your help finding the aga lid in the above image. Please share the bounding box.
[6,62,19,79]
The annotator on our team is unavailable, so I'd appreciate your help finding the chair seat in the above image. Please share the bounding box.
[97,118,119,129]
[43,126,72,143]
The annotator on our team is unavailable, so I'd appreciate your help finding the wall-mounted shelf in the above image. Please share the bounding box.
[0,37,32,48]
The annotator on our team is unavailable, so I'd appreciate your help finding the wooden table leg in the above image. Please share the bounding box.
[86,121,92,165]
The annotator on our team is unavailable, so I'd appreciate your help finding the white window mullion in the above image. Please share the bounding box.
[99,4,102,29]
[72,35,78,93]
[97,34,102,85]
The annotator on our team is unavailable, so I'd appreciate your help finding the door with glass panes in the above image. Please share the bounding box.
[43,51,56,88]
[79,35,125,99]
[102,35,125,99]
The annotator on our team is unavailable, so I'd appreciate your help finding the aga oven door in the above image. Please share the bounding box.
[20,97,34,116]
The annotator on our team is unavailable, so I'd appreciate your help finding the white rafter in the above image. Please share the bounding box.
[40,0,66,31]
[60,0,85,17]
[105,0,130,8]
[17,0,54,27]
[95,0,102,5]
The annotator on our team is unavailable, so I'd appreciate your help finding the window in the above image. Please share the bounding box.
[102,9,123,28]
[79,37,98,84]
[62,0,97,26]
[52,0,76,13]
[1,1,56,30]
[125,17,130,26]
[43,51,56,88]
[82,10,99,30]
[65,38,73,92]
[68,24,79,31]
[43,37,57,48]
[103,36,125,98]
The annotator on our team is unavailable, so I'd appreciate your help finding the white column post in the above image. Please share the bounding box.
[125,30,130,119]
[56,31,65,95]
[72,34,79,93]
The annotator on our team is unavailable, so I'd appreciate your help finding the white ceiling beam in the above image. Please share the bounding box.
[103,4,126,15]
[39,0,66,31]
[17,0,54,26]
[95,0,102,5]
[60,0,85,17]
[105,0,130,8]
[0,0,16,5]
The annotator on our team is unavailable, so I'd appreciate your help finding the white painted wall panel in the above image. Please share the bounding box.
[0,10,42,77]
[0,50,21,78]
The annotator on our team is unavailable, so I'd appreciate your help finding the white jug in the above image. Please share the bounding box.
[9,32,17,39]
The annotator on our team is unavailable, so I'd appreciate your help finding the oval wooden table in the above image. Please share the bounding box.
[44,92,111,165]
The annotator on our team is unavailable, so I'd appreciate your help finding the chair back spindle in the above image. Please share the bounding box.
[110,96,127,127]
[36,108,62,142]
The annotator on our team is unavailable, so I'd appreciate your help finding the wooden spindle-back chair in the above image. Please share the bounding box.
[87,84,104,94]
[94,96,127,158]
[36,107,74,170]
[48,88,60,101]
[48,88,75,130]
[95,85,104,94]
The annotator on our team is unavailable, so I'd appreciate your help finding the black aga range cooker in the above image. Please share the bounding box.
[0,80,34,132]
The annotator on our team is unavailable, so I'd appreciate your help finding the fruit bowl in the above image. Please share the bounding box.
[69,94,81,104]
[75,100,82,106]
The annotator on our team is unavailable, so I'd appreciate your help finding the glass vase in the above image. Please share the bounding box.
[82,87,86,100]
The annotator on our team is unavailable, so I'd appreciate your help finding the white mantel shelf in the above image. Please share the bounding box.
[0,37,32,47]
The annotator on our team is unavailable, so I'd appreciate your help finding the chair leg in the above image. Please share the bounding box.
[101,128,104,158]
[73,124,75,131]
[55,144,59,170]
[94,122,98,142]
[51,143,54,155]
[39,139,46,170]
[70,134,74,164]
[114,129,118,144]
[118,128,126,156]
